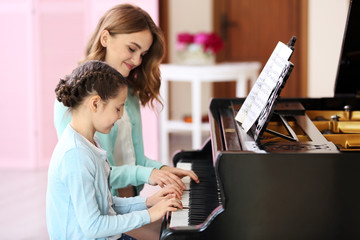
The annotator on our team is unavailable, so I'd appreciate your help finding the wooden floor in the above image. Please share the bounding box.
[0,132,206,240]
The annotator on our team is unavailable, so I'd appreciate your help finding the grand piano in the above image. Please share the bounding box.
[160,1,360,239]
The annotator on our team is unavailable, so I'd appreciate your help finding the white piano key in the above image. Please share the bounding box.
[169,209,189,228]
[177,162,192,190]
[182,176,191,184]
[176,162,192,170]
[169,162,192,227]
[181,191,190,208]
[182,176,191,190]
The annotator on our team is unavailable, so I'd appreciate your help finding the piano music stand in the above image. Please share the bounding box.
[245,36,297,144]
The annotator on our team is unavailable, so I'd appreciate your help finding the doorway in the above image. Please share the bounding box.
[213,0,308,98]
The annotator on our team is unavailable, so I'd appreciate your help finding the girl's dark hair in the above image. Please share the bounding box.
[55,60,127,109]
[80,3,165,108]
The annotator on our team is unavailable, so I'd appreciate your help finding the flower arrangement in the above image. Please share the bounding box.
[177,32,224,54]
[176,32,224,65]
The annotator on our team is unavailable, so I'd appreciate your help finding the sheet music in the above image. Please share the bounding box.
[235,41,293,132]
[253,62,292,140]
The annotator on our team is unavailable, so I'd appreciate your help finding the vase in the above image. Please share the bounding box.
[177,44,215,65]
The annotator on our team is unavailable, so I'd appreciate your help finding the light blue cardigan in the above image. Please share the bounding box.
[54,88,163,194]
[46,125,150,239]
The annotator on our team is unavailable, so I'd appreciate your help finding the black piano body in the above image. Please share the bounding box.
[160,0,360,239]
[160,97,360,240]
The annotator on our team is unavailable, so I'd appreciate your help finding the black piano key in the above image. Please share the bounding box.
[183,159,220,226]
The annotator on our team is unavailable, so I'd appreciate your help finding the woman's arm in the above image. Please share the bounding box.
[54,100,71,139]
[110,164,153,188]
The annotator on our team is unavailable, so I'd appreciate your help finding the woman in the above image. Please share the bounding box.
[54,4,198,196]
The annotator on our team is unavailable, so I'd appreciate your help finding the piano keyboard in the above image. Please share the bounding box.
[169,161,219,228]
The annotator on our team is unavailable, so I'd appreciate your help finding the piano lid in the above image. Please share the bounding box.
[334,0,360,97]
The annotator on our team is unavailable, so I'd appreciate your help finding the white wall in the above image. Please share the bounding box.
[308,0,349,97]
[167,0,350,113]
[168,0,213,120]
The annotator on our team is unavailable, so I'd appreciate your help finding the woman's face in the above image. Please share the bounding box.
[103,29,153,77]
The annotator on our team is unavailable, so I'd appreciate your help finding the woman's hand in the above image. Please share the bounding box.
[160,166,199,184]
[147,194,182,223]
[148,169,185,190]
[148,166,199,190]
[146,185,182,207]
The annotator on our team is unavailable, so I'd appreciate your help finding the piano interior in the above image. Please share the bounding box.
[232,101,360,152]
[307,109,360,151]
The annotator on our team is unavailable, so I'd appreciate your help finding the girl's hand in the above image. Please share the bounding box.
[146,186,182,207]
[147,194,182,223]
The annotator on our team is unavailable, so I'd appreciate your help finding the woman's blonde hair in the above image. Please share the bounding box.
[80,4,165,108]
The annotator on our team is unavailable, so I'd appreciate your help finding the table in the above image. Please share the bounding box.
[159,62,261,164]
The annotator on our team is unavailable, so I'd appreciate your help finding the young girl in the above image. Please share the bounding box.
[47,61,182,240]
[54,3,199,197]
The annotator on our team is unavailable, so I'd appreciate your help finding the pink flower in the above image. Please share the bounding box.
[193,33,208,44]
[176,32,224,54]
[203,33,224,54]
[177,33,194,44]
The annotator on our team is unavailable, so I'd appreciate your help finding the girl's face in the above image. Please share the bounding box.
[94,86,128,134]
[102,29,153,77]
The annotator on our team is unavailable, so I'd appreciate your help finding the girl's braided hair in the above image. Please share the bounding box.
[55,60,127,109]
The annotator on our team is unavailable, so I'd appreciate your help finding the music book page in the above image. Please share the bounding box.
[235,41,293,132]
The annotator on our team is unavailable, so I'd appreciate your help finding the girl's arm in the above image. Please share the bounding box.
[61,148,150,238]
[112,195,148,214]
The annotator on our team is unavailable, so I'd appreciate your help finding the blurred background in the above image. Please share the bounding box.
[0,0,349,239]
